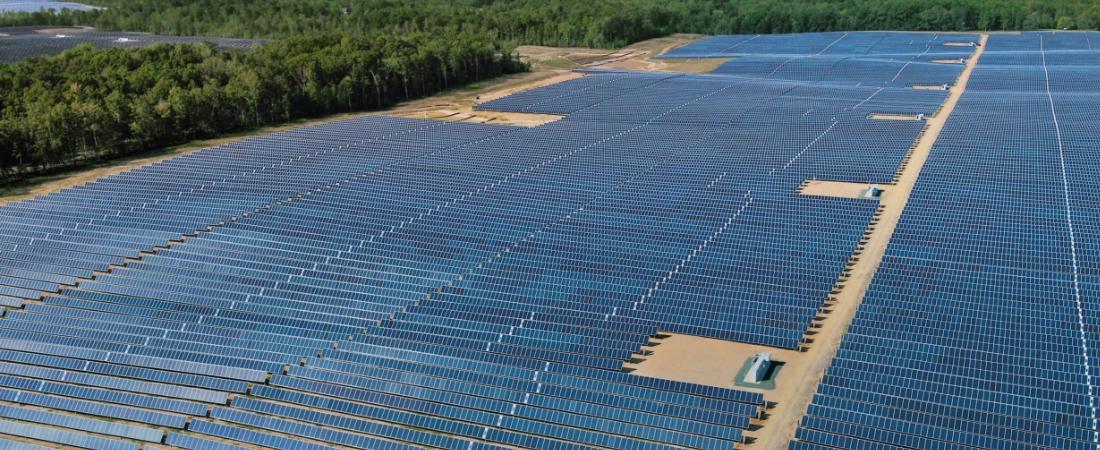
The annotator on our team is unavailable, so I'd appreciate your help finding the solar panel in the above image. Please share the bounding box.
[794,31,1100,449]
[0,31,1014,449]
[0,28,260,64]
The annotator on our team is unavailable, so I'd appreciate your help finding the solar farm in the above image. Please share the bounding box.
[0,29,1096,450]
[0,0,97,13]
[0,27,259,64]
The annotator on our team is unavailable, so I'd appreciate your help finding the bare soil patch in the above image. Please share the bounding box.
[799,180,888,199]
[869,113,923,121]
[518,34,718,74]
[626,333,801,396]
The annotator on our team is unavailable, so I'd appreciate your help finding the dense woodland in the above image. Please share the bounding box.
[0,31,520,180]
[6,1,1100,48]
[1,0,1098,180]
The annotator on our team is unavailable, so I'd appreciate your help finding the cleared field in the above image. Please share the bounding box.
[517,34,720,73]
[2,30,1095,450]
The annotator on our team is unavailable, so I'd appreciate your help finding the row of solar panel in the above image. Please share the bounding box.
[477,71,951,118]
[659,31,980,58]
[0,108,770,448]
[794,31,1100,449]
[0,329,756,449]
[0,48,946,354]
[0,31,972,449]
[719,56,966,87]
[0,29,259,64]
[23,75,884,349]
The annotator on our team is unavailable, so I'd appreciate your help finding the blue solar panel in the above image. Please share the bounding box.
[0,404,163,442]
[0,27,260,63]
[0,31,998,449]
[794,31,1100,449]
[661,32,979,58]
[0,417,140,450]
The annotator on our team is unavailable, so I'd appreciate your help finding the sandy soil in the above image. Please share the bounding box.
[868,113,922,121]
[625,333,801,396]
[518,34,721,74]
[400,108,564,127]
[799,180,885,199]
[33,27,94,35]
[602,34,730,73]
[391,70,583,126]
[605,56,730,73]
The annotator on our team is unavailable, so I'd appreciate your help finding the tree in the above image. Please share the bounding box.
[0,30,524,182]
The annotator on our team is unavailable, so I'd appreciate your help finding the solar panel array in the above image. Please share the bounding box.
[477,70,953,187]
[0,28,259,64]
[0,116,772,449]
[794,31,1100,449]
[0,31,978,449]
[0,0,97,13]
[659,32,980,88]
[660,32,976,58]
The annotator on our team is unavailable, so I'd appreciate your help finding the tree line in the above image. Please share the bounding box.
[0,32,522,180]
[4,0,1099,48]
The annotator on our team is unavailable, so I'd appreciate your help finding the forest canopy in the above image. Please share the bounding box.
[3,0,1099,48]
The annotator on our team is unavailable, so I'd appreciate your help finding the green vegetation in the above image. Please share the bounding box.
[2,0,1098,180]
[0,32,519,181]
[6,0,1100,47]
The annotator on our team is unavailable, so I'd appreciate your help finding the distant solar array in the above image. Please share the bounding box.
[477,70,951,184]
[0,27,259,63]
[0,31,981,449]
[661,32,979,58]
[0,0,97,13]
[660,32,980,88]
[794,31,1100,449]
